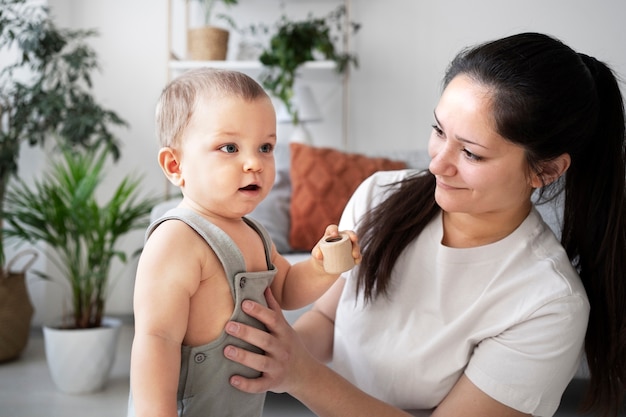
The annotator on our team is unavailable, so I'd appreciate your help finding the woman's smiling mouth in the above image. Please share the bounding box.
[436,179,464,191]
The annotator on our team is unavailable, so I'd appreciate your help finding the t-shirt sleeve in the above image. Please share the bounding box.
[465,294,589,417]
[339,169,416,231]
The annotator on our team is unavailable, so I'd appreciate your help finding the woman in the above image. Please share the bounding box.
[223,33,626,417]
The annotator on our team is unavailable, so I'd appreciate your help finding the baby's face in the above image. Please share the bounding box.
[177,95,277,220]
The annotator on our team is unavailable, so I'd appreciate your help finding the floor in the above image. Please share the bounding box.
[0,320,314,417]
[0,320,619,417]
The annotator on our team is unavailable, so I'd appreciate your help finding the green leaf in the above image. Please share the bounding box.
[2,147,159,328]
[255,5,360,124]
[0,0,128,264]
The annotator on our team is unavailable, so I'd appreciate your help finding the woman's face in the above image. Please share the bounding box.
[428,74,536,222]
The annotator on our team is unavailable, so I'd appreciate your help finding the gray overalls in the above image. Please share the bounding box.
[128,207,277,417]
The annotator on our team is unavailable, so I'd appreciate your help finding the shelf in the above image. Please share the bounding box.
[168,60,338,78]
[169,60,264,71]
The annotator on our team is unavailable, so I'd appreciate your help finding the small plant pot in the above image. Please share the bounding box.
[43,317,122,394]
[187,26,229,60]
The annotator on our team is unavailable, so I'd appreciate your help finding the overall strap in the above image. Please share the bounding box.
[146,207,247,300]
[242,216,274,270]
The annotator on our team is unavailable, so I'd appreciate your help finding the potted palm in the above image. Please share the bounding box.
[258,5,361,125]
[0,0,126,362]
[187,0,238,60]
[2,147,158,393]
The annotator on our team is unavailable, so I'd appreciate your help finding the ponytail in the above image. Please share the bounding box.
[562,55,626,416]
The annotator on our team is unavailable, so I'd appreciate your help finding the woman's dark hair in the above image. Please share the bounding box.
[356,32,626,416]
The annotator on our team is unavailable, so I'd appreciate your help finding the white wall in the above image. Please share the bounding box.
[19,0,626,320]
[348,0,626,153]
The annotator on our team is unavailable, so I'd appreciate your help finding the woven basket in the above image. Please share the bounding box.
[187,26,229,61]
[0,250,37,363]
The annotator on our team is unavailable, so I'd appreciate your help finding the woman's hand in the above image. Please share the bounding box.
[224,286,416,417]
[223,287,317,395]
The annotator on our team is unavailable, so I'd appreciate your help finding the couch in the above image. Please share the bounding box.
[249,142,431,254]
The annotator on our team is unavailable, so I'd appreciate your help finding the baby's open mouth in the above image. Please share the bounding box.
[240,184,259,191]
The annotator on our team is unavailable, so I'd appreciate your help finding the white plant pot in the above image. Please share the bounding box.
[43,316,122,394]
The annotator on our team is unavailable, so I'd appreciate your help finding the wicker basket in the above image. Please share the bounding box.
[187,26,229,61]
[0,250,37,363]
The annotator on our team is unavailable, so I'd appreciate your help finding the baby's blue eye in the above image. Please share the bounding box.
[219,144,238,153]
[260,143,274,153]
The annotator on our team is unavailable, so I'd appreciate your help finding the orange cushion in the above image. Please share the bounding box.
[289,143,407,251]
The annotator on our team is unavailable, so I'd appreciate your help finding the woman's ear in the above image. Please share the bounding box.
[530,153,571,188]
[159,147,184,187]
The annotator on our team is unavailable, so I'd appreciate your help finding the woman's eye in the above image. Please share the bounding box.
[259,143,274,153]
[431,124,444,137]
[219,144,238,153]
[462,148,483,162]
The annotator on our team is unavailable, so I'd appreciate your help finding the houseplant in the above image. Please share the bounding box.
[2,147,158,392]
[3,147,157,329]
[258,5,361,125]
[0,0,126,362]
[187,0,238,60]
[0,0,126,265]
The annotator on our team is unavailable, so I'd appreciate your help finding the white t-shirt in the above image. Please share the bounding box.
[334,170,589,417]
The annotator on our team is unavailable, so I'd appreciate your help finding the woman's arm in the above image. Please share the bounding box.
[225,288,533,417]
[291,277,345,362]
[432,375,529,417]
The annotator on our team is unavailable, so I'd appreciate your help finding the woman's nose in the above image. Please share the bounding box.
[429,142,456,176]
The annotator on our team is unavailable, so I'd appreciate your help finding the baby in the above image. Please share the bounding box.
[128,68,360,417]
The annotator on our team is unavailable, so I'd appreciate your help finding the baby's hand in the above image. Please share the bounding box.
[312,225,361,274]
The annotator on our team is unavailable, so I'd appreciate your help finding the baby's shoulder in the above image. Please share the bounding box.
[146,217,205,248]
[145,219,221,270]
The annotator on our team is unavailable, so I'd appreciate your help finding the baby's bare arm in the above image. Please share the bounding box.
[130,223,202,417]
[270,225,361,310]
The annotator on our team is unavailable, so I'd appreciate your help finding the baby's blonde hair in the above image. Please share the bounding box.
[155,68,269,148]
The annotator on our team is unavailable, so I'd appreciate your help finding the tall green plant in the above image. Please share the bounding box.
[2,148,158,329]
[258,6,361,124]
[0,0,127,265]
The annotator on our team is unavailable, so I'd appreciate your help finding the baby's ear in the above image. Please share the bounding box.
[159,147,184,187]
[530,153,571,188]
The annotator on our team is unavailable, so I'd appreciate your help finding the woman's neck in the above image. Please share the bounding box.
[441,202,532,248]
